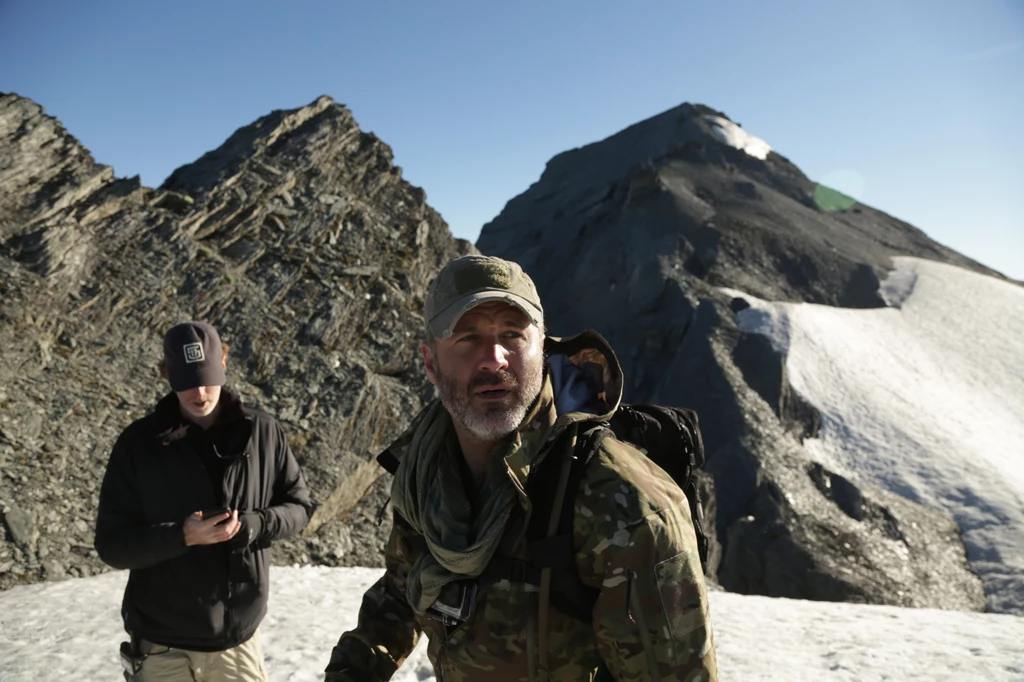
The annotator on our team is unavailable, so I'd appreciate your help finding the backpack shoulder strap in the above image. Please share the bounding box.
[531,423,615,679]
[534,423,606,672]
[528,423,612,623]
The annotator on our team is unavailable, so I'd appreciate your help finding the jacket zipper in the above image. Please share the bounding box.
[222,454,244,642]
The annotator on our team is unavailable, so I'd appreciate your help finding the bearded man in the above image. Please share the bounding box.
[324,255,717,682]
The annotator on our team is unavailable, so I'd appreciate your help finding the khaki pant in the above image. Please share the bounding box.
[133,629,267,682]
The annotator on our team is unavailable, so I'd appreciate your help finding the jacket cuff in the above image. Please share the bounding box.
[228,511,263,549]
[160,520,190,557]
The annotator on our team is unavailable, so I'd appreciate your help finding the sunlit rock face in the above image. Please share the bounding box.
[0,93,472,589]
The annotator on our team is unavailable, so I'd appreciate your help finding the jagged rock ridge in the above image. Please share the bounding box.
[0,92,471,587]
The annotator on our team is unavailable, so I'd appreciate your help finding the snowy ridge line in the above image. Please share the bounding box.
[1,566,1023,682]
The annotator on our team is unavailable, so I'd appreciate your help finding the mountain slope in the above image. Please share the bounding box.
[478,103,996,611]
[731,257,1024,613]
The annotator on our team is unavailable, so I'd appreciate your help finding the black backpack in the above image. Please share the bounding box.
[518,403,710,623]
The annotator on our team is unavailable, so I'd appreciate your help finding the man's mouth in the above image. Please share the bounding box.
[469,370,518,401]
[475,386,513,400]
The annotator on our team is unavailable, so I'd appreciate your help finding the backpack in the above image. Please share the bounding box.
[518,403,710,624]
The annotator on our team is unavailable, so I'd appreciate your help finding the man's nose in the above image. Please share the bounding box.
[195,386,208,399]
[478,341,510,372]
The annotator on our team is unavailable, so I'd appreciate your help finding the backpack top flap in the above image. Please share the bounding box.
[609,405,705,485]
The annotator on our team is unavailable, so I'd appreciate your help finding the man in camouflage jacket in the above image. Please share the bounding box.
[324,255,717,682]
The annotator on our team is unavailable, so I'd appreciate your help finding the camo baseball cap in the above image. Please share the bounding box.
[425,255,544,338]
[162,321,226,391]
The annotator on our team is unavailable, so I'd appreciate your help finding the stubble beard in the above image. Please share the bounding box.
[436,358,544,442]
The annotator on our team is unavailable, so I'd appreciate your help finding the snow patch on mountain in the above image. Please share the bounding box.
[730,256,1024,614]
[705,115,772,160]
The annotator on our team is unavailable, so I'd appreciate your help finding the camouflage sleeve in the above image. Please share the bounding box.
[574,439,718,682]
[326,510,422,681]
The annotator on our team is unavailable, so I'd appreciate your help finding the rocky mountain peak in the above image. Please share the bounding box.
[478,101,994,612]
[161,95,369,198]
[0,93,471,588]
[480,99,997,318]
[0,93,147,293]
[0,94,115,226]
[498,103,797,234]
[542,102,776,180]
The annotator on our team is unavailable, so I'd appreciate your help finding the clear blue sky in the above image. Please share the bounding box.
[2,0,1022,279]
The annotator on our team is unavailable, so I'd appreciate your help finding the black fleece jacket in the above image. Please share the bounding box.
[95,390,312,651]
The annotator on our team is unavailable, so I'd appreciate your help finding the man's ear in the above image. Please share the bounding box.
[221,354,227,370]
[422,342,438,385]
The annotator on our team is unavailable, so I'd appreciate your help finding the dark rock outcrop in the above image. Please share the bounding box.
[477,103,989,611]
[0,93,471,588]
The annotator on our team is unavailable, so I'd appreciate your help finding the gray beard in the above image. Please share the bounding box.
[436,361,544,441]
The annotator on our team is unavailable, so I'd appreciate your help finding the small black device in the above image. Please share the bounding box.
[202,507,231,523]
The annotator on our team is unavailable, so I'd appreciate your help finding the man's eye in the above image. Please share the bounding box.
[456,334,479,343]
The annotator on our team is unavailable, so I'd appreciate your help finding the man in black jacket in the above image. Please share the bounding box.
[95,321,312,681]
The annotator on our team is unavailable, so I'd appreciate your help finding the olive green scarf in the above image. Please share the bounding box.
[390,400,522,614]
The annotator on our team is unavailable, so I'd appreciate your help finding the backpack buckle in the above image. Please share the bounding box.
[425,581,478,626]
[509,559,527,584]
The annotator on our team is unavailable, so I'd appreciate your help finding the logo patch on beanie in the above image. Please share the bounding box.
[184,343,205,364]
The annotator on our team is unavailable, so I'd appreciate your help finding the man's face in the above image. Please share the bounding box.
[423,301,545,442]
[175,384,223,420]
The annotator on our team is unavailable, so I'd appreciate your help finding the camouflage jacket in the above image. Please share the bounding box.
[328,332,717,682]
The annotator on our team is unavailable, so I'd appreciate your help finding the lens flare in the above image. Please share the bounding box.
[814,169,866,212]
